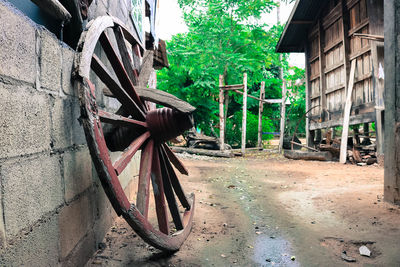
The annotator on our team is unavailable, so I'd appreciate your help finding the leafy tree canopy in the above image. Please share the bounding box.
[157,0,305,146]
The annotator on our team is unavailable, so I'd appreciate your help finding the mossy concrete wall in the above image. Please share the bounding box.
[0,0,140,265]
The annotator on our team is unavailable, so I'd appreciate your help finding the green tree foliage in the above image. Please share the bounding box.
[157,0,305,147]
[285,66,306,136]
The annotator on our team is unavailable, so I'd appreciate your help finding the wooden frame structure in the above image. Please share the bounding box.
[219,74,283,155]
[277,0,384,157]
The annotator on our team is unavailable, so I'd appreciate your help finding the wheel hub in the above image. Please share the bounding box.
[146,108,193,142]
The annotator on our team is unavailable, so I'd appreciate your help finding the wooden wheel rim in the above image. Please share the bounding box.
[74,16,195,252]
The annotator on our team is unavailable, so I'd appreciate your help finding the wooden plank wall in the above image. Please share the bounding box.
[306,0,382,130]
[308,24,321,120]
[347,0,373,108]
[323,2,346,117]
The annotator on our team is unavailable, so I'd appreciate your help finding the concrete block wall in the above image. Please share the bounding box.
[0,0,141,265]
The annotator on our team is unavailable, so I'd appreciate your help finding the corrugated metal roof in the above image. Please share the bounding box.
[276,0,325,53]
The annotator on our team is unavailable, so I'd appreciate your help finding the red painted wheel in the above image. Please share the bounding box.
[73,16,195,252]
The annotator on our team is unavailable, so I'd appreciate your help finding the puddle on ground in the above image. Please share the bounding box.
[253,235,300,267]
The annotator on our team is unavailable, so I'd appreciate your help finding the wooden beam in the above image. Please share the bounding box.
[102,86,195,114]
[258,81,265,149]
[233,89,281,103]
[241,73,248,156]
[31,0,72,22]
[340,59,356,164]
[290,141,319,152]
[291,20,313,25]
[219,75,225,151]
[219,84,244,90]
[171,147,234,158]
[353,33,384,41]
[309,111,376,130]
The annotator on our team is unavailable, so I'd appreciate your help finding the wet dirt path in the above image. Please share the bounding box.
[87,152,400,266]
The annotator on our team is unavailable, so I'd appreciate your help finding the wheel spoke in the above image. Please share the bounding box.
[162,144,189,175]
[99,32,144,111]
[158,147,183,230]
[98,109,147,128]
[91,54,145,119]
[136,139,154,219]
[114,131,151,175]
[161,146,191,210]
[113,26,139,87]
[151,145,169,234]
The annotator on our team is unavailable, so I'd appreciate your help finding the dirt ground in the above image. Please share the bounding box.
[86,151,400,266]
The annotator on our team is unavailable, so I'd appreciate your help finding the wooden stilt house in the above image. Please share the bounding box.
[277,0,384,155]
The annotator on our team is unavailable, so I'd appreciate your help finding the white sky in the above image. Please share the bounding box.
[158,0,305,68]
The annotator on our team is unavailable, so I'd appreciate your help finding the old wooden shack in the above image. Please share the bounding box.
[277,0,384,155]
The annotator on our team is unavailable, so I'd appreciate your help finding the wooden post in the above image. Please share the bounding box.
[258,81,265,150]
[318,19,327,120]
[278,80,286,153]
[367,0,384,158]
[219,75,225,151]
[304,43,313,147]
[241,73,247,156]
[339,59,356,164]
[384,0,400,204]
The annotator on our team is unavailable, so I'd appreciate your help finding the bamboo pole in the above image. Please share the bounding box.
[241,73,247,156]
[219,74,225,151]
[278,80,286,153]
[258,81,265,149]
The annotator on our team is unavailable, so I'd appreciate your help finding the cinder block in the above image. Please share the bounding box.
[1,154,63,238]
[63,147,93,202]
[109,152,140,190]
[0,82,51,159]
[60,229,95,267]
[92,171,116,244]
[71,97,86,146]
[0,189,5,249]
[61,45,77,96]
[59,193,94,259]
[0,216,60,266]
[50,97,86,150]
[0,2,36,84]
[39,28,62,92]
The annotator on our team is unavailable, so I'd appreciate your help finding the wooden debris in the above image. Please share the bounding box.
[284,150,333,161]
[186,129,229,150]
[171,147,234,158]
[290,141,319,152]
[319,144,340,158]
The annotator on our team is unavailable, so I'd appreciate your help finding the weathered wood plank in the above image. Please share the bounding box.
[340,59,356,163]
[170,147,234,158]
[284,150,333,161]
[103,86,196,114]
[31,0,71,22]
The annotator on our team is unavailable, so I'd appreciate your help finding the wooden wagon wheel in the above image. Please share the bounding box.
[73,16,195,252]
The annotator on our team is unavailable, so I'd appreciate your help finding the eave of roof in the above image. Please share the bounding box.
[276,0,324,53]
